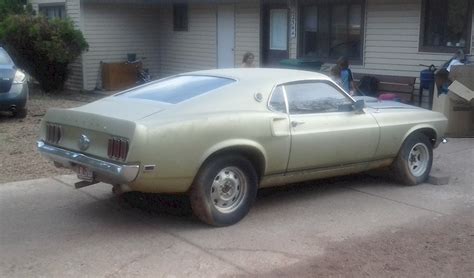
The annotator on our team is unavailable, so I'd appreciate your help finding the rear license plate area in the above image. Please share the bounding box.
[77,165,94,182]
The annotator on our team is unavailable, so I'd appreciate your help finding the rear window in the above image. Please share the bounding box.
[117,75,235,104]
[0,49,13,65]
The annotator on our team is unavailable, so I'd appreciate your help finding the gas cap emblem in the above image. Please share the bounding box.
[78,134,91,151]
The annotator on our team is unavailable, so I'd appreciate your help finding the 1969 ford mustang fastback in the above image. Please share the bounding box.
[38,68,447,226]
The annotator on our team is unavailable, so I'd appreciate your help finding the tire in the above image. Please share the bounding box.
[189,154,258,226]
[12,107,27,119]
[392,133,433,185]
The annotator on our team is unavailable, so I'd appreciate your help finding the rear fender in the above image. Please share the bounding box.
[197,139,268,178]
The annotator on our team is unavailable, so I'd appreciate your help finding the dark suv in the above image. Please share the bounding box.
[0,47,28,118]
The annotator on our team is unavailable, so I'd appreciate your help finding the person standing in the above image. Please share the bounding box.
[241,52,256,68]
[337,56,356,95]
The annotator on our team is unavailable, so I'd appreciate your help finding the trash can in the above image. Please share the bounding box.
[279,58,323,71]
[419,65,436,108]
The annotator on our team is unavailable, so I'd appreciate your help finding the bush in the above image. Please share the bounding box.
[0,14,88,92]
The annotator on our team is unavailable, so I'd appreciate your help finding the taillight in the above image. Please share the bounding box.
[45,123,62,144]
[108,137,129,161]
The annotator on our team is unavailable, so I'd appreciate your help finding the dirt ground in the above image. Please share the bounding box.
[0,87,105,183]
[253,207,474,277]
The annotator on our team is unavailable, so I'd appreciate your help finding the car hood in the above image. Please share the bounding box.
[72,96,168,121]
[354,96,419,110]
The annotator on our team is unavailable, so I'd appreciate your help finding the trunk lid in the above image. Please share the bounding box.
[72,97,168,121]
[41,97,167,161]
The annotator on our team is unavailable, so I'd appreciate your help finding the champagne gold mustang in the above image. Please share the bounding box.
[38,69,447,226]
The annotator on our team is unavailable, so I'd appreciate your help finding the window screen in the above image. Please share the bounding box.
[173,4,189,31]
[0,49,13,65]
[421,0,471,53]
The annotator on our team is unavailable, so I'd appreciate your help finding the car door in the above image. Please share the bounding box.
[284,81,380,171]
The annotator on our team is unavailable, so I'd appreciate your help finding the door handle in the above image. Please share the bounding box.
[291,121,305,127]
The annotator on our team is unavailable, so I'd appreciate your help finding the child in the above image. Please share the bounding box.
[337,56,356,95]
[241,52,255,68]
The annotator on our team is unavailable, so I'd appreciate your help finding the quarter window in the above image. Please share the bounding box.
[269,86,287,113]
[284,82,353,114]
[420,0,472,53]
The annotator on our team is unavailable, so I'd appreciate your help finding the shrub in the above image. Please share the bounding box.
[0,14,88,92]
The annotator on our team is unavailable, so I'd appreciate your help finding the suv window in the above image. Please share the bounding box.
[0,49,13,65]
[284,82,353,114]
[118,75,235,104]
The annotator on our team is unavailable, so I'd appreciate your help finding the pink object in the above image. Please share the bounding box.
[378,93,397,101]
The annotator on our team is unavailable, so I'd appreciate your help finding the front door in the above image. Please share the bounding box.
[217,4,235,68]
[263,5,289,66]
[283,81,380,171]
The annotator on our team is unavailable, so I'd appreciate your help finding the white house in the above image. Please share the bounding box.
[29,0,474,92]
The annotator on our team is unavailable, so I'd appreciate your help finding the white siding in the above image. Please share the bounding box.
[159,4,217,76]
[356,0,471,79]
[64,0,83,91]
[234,1,261,67]
[81,3,160,90]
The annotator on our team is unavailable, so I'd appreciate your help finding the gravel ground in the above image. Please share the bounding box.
[0,87,105,183]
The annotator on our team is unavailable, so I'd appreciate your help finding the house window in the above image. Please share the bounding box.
[299,0,364,62]
[420,0,472,53]
[173,4,188,31]
[39,5,66,20]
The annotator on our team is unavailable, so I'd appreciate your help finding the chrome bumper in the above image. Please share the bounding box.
[37,141,139,184]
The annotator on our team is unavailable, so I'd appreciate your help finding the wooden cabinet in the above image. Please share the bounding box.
[102,62,141,91]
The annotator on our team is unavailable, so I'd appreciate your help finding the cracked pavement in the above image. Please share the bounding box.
[0,139,473,277]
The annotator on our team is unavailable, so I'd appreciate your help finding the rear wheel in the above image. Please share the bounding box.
[189,154,258,226]
[392,133,433,185]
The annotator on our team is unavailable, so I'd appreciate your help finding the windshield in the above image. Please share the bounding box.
[117,75,235,104]
[0,49,13,65]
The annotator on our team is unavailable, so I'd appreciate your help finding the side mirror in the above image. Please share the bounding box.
[353,99,365,113]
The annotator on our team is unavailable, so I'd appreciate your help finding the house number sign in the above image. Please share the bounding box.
[289,1,296,38]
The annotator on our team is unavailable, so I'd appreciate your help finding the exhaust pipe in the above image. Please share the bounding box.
[112,184,133,195]
[9,105,17,114]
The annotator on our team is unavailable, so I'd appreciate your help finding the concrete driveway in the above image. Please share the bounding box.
[1,139,473,277]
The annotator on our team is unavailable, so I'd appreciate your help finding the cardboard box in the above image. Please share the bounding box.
[450,65,474,91]
[433,77,474,137]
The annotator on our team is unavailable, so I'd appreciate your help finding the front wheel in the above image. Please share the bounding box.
[392,133,433,185]
[12,107,27,118]
[189,155,258,226]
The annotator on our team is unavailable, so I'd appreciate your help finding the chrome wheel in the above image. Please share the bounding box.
[408,143,429,177]
[210,167,247,213]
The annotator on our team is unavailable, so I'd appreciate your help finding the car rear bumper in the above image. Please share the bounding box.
[37,141,140,184]
[0,83,28,111]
